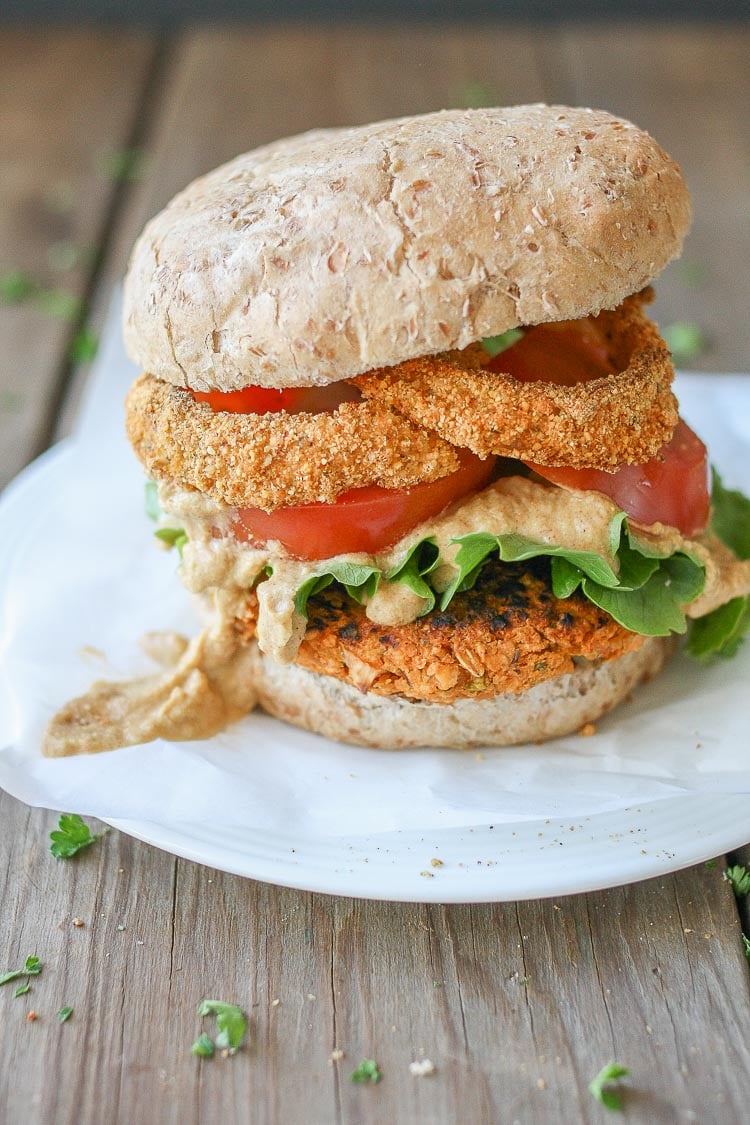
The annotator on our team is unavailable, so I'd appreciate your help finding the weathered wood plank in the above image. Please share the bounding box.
[2,794,749,1125]
[537,23,750,371]
[0,29,160,489]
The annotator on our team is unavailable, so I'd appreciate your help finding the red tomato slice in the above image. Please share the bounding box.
[487,321,617,385]
[231,451,497,560]
[526,420,710,537]
[190,382,361,414]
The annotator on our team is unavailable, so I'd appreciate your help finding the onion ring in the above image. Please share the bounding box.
[355,293,678,471]
[125,374,461,511]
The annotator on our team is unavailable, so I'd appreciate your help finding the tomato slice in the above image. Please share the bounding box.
[486,321,617,385]
[190,382,361,414]
[526,420,710,537]
[231,451,497,560]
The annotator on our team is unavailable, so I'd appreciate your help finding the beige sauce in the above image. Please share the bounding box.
[43,610,258,758]
[43,475,750,757]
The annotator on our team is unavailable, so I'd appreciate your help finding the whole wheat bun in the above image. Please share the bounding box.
[123,105,690,391]
[251,636,674,750]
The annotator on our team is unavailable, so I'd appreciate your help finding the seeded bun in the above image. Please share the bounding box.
[123,105,690,392]
[251,636,674,750]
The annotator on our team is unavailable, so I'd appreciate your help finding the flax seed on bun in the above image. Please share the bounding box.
[123,104,690,392]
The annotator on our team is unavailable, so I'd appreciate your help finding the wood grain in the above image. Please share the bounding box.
[0,29,159,488]
[537,22,750,371]
[1,22,750,1125]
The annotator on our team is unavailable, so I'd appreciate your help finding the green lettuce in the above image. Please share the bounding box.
[293,562,380,620]
[145,480,188,558]
[439,518,705,637]
[684,469,750,659]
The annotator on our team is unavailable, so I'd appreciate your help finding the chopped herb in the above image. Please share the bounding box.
[14,982,31,997]
[0,270,38,304]
[725,865,750,898]
[191,1032,215,1058]
[34,288,82,321]
[96,147,149,183]
[57,1007,73,1023]
[350,1058,382,1084]
[743,934,750,964]
[0,956,42,987]
[481,329,524,357]
[588,1062,630,1111]
[196,1000,246,1053]
[69,326,99,364]
[662,322,707,365]
[458,81,496,109]
[704,860,717,869]
[50,813,107,859]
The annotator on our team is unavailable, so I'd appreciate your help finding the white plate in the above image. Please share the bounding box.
[1,310,749,901]
[108,795,750,902]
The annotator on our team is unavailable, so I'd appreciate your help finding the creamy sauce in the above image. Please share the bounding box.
[43,609,258,758]
[43,474,750,757]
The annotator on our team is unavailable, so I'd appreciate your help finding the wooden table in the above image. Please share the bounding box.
[1,22,749,1124]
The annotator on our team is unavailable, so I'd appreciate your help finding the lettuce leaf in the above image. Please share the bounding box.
[683,469,750,659]
[710,467,750,560]
[293,562,380,619]
[437,517,705,637]
[481,329,524,357]
[386,538,440,614]
[287,512,710,639]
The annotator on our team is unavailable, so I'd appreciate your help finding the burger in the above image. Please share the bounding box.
[44,105,750,757]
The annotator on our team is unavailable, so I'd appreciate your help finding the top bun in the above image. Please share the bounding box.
[123,104,690,391]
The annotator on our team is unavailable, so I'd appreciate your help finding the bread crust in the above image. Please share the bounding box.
[251,635,674,749]
[123,105,690,390]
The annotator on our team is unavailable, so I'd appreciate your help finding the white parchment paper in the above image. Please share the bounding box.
[1,297,749,834]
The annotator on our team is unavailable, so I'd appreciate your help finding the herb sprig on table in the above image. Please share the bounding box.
[50,814,108,859]
[588,1062,630,1111]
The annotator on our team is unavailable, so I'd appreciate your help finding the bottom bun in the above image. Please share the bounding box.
[251,636,675,750]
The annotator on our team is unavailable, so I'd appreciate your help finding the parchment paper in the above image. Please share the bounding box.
[1,297,749,832]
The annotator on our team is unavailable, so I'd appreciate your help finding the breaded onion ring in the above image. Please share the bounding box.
[125,374,461,511]
[355,293,678,471]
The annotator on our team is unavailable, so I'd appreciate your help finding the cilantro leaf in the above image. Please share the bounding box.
[191,1033,215,1058]
[481,329,524,357]
[710,468,750,560]
[588,1061,630,1111]
[196,1000,246,1053]
[50,814,106,859]
[725,865,750,898]
[743,934,750,964]
[293,562,380,619]
[350,1058,382,1084]
[57,1006,73,1023]
[14,982,31,997]
[0,956,42,987]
